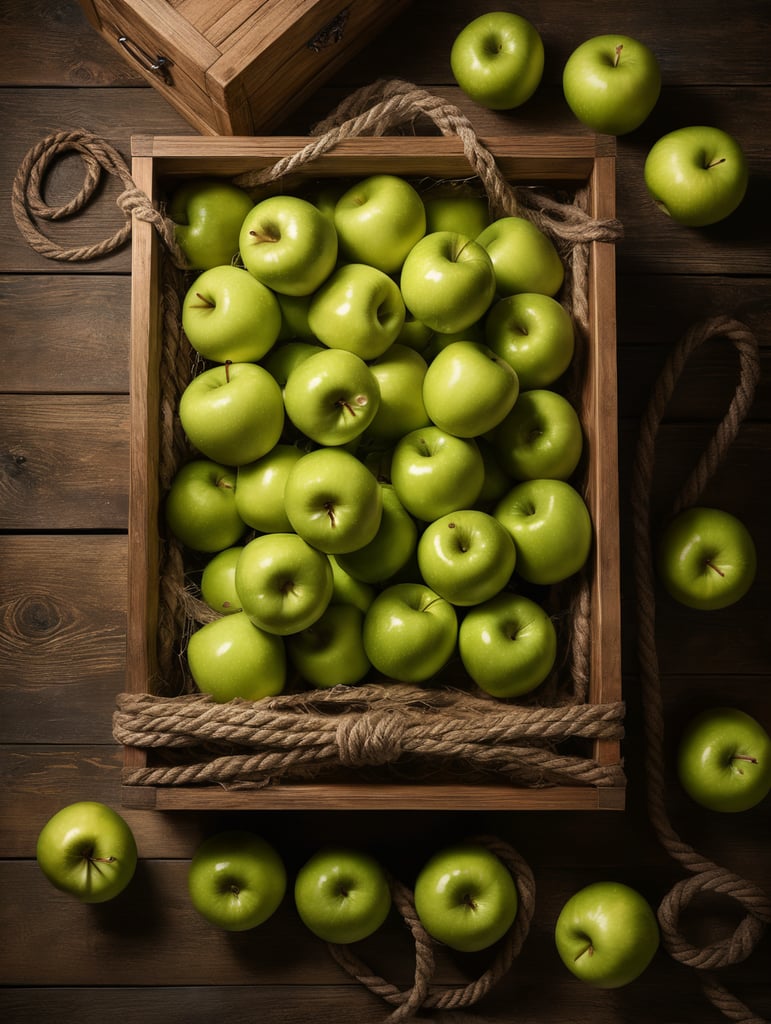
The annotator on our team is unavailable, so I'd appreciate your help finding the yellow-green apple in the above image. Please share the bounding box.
[554,881,660,987]
[391,426,485,522]
[335,483,418,584]
[413,842,518,952]
[188,831,286,931]
[424,195,490,237]
[307,263,405,359]
[178,362,284,466]
[261,339,323,389]
[200,545,243,615]
[329,557,376,613]
[294,847,392,944]
[677,707,771,812]
[422,340,519,438]
[495,478,592,584]
[168,177,255,269]
[165,460,244,553]
[235,444,305,533]
[283,347,381,446]
[562,35,661,135]
[494,389,583,481]
[477,437,513,505]
[459,592,557,697]
[396,313,435,354]
[239,194,338,295]
[644,126,749,227]
[333,173,426,274]
[235,532,333,635]
[476,218,564,297]
[365,344,430,443]
[656,506,757,610]
[187,611,286,700]
[284,447,383,554]
[286,603,371,689]
[363,582,458,683]
[181,265,282,363]
[400,231,496,334]
[417,509,516,606]
[276,292,315,341]
[36,801,137,904]
[450,11,544,110]
[485,292,575,389]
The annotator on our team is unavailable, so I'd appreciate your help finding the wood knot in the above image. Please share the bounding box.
[336,708,405,767]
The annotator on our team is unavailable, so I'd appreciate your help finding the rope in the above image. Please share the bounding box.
[631,315,770,1024]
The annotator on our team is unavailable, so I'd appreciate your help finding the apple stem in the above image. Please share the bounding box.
[324,501,337,528]
[194,292,215,308]
[706,157,727,169]
[225,360,232,384]
[462,893,478,911]
[249,228,279,244]
[575,942,594,962]
[705,559,726,577]
[614,43,623,67]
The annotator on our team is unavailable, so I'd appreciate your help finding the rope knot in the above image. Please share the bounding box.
[336,708,406,767]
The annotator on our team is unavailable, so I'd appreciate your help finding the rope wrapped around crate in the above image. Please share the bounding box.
[631,315,771,1024]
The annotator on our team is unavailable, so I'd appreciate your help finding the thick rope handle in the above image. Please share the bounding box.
[631,315,770,1024]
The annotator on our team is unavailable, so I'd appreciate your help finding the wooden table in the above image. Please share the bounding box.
[1,2,769,1022]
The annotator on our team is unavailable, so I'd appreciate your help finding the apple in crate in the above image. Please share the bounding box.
[165,459,245,553]
[677,707,771,812]
[168,177,254,269]
[494,389,583,482]
[335,483,418,586]
[422,341,519,438]
[187,611,286,701]
[239,194,338,295]
[333,173,426,274]
[644,126,749,226]
[424,195,490,238]
[656,506,757,610]
[188,831,286,931]
[365,343,430,444]
[485,292,575,390]
[450,11,544,110]
[286,603,371,689]
[554,881,659,988]
[294,847,392,944]
[414,842,519,952]
[562,35,661,135]
[235,444,305,534]
[308,263,406,359]
[200,545,243,615]
[36,801,137,903]
[391,426,485,522]
[476,217,564,298]
[181,265,281,364]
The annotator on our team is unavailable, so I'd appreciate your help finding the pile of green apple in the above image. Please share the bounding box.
[165,170,595,705]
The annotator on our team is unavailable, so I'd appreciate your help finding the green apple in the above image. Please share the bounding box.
[200,545,243,615]
[562,35,661,135]
[554,881,660,988]
[284,447,383,555]
[400,231,496,335]
[333,173,426,274]
[459,592,557,698]
[450,11,544,110]
[417,509,516,607]
[422,340,519,438]
[363,582,458,683]
[294,847,392,944]
[329,557,376,613]
[644,126,749,227]
[424,194,490,237]
[283,347,381,446]
[188,831,286,931]
[307,263,406,359]
[235,532,334,636]
[391,426,485,522]
[36,801,137,904]
[476,218,564,298]
[413,842,518,952]
[677,707,771,812]
[181,264,282,363]
[165,459,245,553]
[335,482,418,584]
[261,339,323,388]
[235,444,305,534]
[476,436,513,506]
[494,478,592,585]
[239,194,338,295]
[276,292,315,341]
[365,343,430,443]
[484,292,575,390]
[187,611,286,701]
[656,506,757,610]
[168,177,255,269]
[494,389,583,481]
[395,313,436,354]
[285,602,371,689]
[178,361,284,466]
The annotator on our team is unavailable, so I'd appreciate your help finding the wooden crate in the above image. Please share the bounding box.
[123,133,624,811]
[77,0,411,135]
